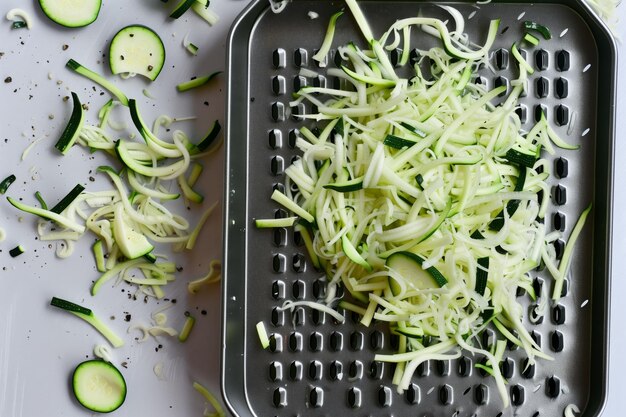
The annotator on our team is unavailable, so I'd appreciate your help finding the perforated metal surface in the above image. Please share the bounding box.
[222,1,615,416]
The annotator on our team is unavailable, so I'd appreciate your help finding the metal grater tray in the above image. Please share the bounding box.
[222,1,616,415]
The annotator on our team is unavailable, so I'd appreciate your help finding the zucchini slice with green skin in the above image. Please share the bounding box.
[112,203,154,260]
[39,0,102,28]
[109,25,166,81]
[0,175,16,194]
[55,92,85,154]
[72,360,127,413]
[386,251,448,292]
[50,184,85,214]
[169,0,195,18]
[66,59,129,106]
[50,297,124,347]
[176,71,221,92]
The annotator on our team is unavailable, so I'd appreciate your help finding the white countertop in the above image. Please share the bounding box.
[0,1,623,416]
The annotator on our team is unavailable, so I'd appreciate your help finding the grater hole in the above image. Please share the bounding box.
[553,185,567,205]
[478,358,490,377]
[474,75,488,88]
[554,212,566,231]
[332,49,343,67]
[311,308,325,325]
[272,48,286,69]
[531,330,542,348]
[406,383,420,404]
[458,356,473,377]
[494,76,509,96]
[552,304,566,325]
[417,360,430,377]
[272,387,287,408]
[555,77,569,98]
[270,155,284,176]
[409,48,420,64]
[330,360,343,380]
[329,331,343,351]
[515,105,527,123]
[521,357,536,378]
[292,279,305,299]
[555,157,569,178]
[535,49,549,71]
[271,102,285,122]
[533,277,544,295]
[273,228,287,247]
[292,307,305,326]
[288,129,299,148]
[309,387,324,408]
[519,78,528,97]
[535,77,549,98]
[390,333,400,350]
[350,310,361,324]
[494,48,509,70]
[272,183,285,194]
[546,376,561,398]
[554,239,565,260]
[369,360,385,379]
[293,75,307,91]
[516,286,527,297]
[560,279,569,297]
[511,384,525,406]
[292,254,306,273]
[289,361,303,381]
[269,129,282,149]
[309,360,323,380]
[347,387,361,408]
[390,48,403,67]
[271,280,285,299]
[475,384,489,405]
[291,103,306,121]
[437,360,450,376]
[350,331,364,351]
[269,361,283,382]
[309,332,323,351]
[439,384,453,405]
[501,357,515,379]
[271,75,286,95]
[348,360,363,379]
[550,330,564,352]
[482,329,495,350]
[370,330,384,351]
[293,229,303,246]
[288,332,302,352]
[529,302,544,324]
[378,386,393,407]
[272,254,286,273]
[274,209,288,219]
[269,334,282,353]
[294,48,308,67]
[313,279,326,299]
[314,75,327,88]
[555,104,569,126]
[271,307,284,327]
[556,50,570,71]
[534,104,547,122]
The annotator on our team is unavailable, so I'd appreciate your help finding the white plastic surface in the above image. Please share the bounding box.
[0,1,625,417]
[0,1,247,416]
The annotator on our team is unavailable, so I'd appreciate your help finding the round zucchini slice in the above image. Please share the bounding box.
[72,360,127,413]
[39,0,102,28]
[109,25,165,81]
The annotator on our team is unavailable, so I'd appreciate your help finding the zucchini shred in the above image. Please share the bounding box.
[259,1,591,409]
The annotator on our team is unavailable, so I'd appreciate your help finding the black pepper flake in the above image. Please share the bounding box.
[203,101,209,106]
[124,314,131,322]
[121,362,128,368]
[129,33,134,37]
[201,310,207,316]
[184,311,190,317]
[89,176,95,182]
[171,299,177,304]
[62,44,69,51]
[120,55,125,61]
[4,77,12,83]
[63,96,69,102]
[147,65,154,72]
